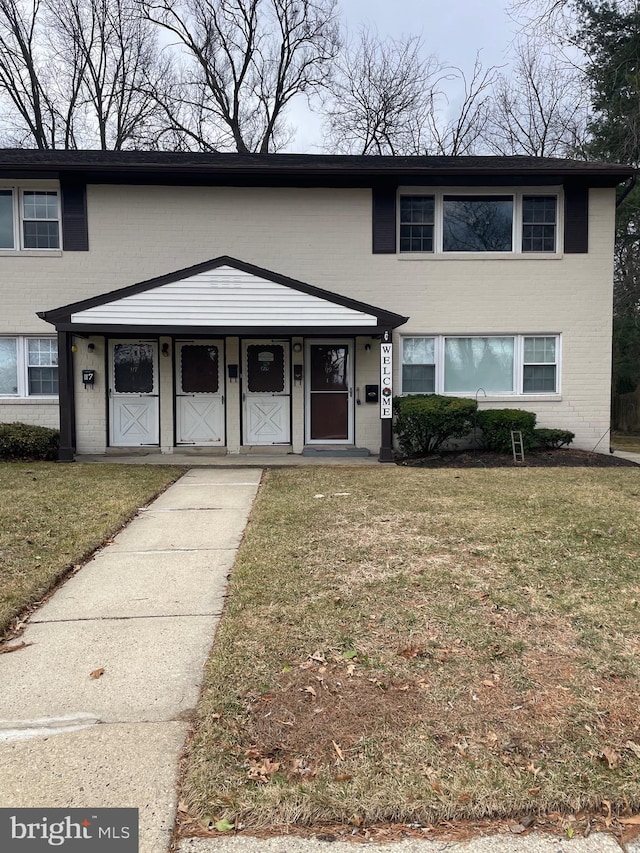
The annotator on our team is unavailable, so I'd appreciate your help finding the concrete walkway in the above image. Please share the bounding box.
[0,467,261,853]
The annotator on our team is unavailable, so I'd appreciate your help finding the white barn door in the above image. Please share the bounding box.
[242,340,290,445]
[109,340,159,446]
[176,340,225,445]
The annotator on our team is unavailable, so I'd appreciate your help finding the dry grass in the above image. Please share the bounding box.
[182,467,640,832]
[0,462,183,636]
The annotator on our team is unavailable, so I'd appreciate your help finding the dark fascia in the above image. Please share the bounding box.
[37,254,409,331]
[1,150,635,188]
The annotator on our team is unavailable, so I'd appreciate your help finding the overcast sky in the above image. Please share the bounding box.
[291,0,518,151]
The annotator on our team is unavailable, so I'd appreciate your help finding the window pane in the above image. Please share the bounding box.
[28,338,58,367]
[114,343,154,393]
[522,196,556,252]
[0,190,14,249]
[445,337,514,392]
[23,191,58,220]
[443,196,513,252]
[0,338,18,394]
[28,366,58,395]
[524,336,556,363]
[180,345,219,393]
[403,337,435,365]
[402,364,435,393]
[523,364,556,392]
[23,220,60,249]
[400,196,434,253]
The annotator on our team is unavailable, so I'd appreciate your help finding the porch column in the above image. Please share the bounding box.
[378,329,394,463]
[57,329,76,462]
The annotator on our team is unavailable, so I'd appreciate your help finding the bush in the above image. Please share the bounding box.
[476,409,537,453]
[0,422,60,461]
[533,428,575,449]
[393,395,477,456]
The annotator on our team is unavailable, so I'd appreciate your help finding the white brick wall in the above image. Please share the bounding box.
[0,185,618,453]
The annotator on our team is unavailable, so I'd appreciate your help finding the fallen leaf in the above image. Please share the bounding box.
[342,649,357,660]
[89,667,105,679]
[302,685,317,698]
[346,664,356,677]
[481,679,495,688]
[620,815,640,825]
[509,823,526,835]
[601,747,620,770]
[625,741,640,760]
[334,772,352,781]
[332,740,344,761]
[214,819,235,832]
[0,641,32,655]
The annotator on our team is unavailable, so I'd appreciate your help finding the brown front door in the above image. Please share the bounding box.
[306,340,353,443]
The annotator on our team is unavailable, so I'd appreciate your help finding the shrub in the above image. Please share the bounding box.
[533,428,575,449]
[0,422,60,461]
[393,394,477,456]
[476,409,537,453]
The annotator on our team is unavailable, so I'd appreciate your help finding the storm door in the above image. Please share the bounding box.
[176,340,225,445]
[109,340,159,446]
[242,340,290,445]
[305,340,354,443]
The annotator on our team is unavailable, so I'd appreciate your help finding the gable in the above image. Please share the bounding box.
[39,256,407,333]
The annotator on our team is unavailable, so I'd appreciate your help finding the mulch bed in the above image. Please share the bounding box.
[398,448,638,468]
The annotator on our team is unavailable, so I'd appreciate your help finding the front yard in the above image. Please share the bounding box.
[0,462,183,636]
[181,466,640,837]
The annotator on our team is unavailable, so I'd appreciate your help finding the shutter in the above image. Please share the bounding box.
[372,188,397,254]
[564,186,589,254]
[61,182,89,251]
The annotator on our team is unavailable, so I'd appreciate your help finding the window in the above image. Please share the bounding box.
[399,190,559,254]
[0,188,60,250]
[402,337,435,392]
[443,196,513,252]
[523,336,557,392]
[400,196,434,252]
[401,335,559,396]
[522,196,557,252]
[0,337,58,396]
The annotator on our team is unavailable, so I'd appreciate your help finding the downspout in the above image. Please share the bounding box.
[616,174,637,207]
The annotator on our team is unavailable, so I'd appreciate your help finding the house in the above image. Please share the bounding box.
[0,150,633,461]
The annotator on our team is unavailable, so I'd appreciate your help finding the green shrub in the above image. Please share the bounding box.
[476,409,537,453]
[393,395,477,456]
[0,422,60,461]
[533,428,575,449]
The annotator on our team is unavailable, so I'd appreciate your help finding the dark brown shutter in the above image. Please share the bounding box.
[372,187,397,254]
[61,181,89,251]
[564,185,589,254]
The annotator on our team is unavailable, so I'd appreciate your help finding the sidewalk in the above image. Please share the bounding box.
[0,467,262,853]
[0,464,637,853]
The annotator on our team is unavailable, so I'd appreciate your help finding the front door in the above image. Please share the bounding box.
[306,340,354,444]
[176,340,225,445]
[242,340,291,445]
[109,340,159,446]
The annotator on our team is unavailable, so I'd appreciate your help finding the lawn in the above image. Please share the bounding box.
[181,466,640,836]
[0,462,183,636]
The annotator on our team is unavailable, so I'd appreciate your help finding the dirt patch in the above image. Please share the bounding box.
[399,448,638,468]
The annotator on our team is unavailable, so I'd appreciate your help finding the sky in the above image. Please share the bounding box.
[291,0,518,151]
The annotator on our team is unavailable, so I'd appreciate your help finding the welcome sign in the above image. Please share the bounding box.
[380,333,393,419]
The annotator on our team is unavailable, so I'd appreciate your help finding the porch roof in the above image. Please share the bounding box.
[38,256,408,335]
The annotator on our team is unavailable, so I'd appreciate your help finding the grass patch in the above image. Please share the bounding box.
[182,467,640,830]
[0,462,183,635]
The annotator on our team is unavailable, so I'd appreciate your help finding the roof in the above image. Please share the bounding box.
[0,149,633,188]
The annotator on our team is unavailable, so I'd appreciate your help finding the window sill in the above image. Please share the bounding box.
[0,396,59,404]
[397,252,564,261]
[0,250,62,257]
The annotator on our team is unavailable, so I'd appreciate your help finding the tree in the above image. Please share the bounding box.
[0,0,169,148]
[322,29,443,155]
[485,38,589,156]
[140,0,340,153]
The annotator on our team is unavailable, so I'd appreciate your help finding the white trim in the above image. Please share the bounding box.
[0,335,59,398]
[400,333,562,397]
[397,186,563,257]
[305,338,354,444]
[0,185,61,253]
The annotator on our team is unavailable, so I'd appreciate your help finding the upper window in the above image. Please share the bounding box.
[399,190,559,255]
[0,337,58,397]
[0,188,60,251]
[401,335,560,396]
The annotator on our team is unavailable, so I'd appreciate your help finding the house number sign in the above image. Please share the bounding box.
[380,332,393,419]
